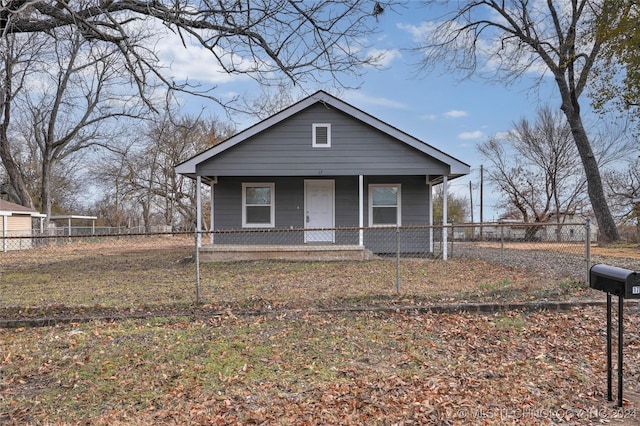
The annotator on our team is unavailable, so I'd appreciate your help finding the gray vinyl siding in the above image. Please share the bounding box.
[212,175,431,253]
[214,177,303,244]
[196,103,450,177]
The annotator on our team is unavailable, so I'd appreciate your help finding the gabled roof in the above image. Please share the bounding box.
[0,199,40,216]
[175,90,469,180]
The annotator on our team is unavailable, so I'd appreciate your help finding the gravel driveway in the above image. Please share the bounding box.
[451,242,640,282]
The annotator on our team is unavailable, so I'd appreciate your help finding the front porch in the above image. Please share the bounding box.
[198,243,374,262]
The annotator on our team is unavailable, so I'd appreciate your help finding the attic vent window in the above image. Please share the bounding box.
[312,123,331,147]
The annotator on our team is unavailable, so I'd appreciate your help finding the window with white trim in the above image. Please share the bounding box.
[312,123,331,147]
[242,183,275,228]
[369,184,401,226]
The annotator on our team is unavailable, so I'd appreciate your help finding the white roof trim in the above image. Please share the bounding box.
[175,90,470,176]
[50,215,97,220]
[0,210,44,217]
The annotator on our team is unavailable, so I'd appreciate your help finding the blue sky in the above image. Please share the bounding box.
[157,2,568,221]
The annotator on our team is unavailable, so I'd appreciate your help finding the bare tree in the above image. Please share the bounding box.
[1,0,393,211]
[93,113,234,229]
[0,33,47,208]
[14,25,150,224]
[414,0,621,242]
[604,158,640,235]
[2,0,393,106]
[241,83,301,120]
[478,107,588,237]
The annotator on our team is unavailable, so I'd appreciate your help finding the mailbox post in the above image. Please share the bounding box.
[590,264,640,407]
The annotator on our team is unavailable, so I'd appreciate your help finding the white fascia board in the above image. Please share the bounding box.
[0,211,13,216]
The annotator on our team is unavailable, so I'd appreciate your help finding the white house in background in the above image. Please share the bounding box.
[481,213,598,242]
[0,199,46,251]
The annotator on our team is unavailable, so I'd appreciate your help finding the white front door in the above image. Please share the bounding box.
[304,180,335,243]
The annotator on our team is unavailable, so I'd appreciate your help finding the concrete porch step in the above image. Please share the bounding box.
[198,244,373,261]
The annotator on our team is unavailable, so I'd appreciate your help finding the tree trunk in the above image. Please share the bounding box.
[0,132,33,208]
[0,61,33,209]
[41,156,53,228]
[560,102,619,243]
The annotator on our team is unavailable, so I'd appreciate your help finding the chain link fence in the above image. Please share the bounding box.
[2,221,638,318]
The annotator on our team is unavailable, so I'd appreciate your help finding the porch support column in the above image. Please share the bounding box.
[428,182,433,253]
[358,175,364,246]
[196,175,202,248]
[210,182,215,245]
[442,175,448,261]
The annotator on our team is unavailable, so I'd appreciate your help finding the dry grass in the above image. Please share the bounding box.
[0,235,598,320]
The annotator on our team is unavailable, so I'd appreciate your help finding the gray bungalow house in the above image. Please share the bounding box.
[175,90,469,259]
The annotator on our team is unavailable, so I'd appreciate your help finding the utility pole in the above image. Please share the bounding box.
[480,164,484,240]
[469,180,475,241]
[469,180,474,223]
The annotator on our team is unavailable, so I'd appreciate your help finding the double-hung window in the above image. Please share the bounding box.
[369,184,401,226]
[242,183,275,228]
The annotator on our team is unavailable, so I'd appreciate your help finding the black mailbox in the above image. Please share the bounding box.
[589,263,640,407]
[590,264,640,299]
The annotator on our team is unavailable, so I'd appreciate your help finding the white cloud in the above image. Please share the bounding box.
[344,91,410,110]
[366,48,402,68]
[149,21,262,85]
[156,41,255,84]
[420,110,467,120]
[420,114,438,121]
[458,130,485,140]
[397,21,441,42]
[494,130,512,140]
[444,110,468,118]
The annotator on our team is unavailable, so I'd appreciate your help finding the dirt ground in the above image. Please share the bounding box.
[476,241,640,259]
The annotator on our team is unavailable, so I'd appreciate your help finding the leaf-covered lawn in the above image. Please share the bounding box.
[0,235,597,317]
[2,307,640,425]
[3,239,640,423]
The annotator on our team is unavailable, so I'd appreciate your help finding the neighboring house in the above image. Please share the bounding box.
[482,213,597,242]
[541,213,598,242]
[175,90,470,256]
[0,199,45,251]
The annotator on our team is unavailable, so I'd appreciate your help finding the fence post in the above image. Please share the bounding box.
[195,231,201,304]
[396,226,400,294]
[585,218,591,284]
[450,221,454,258]
[500,224,504,265]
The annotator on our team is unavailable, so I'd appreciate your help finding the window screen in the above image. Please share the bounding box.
[242,183,275,227]
[370,185,401,226]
